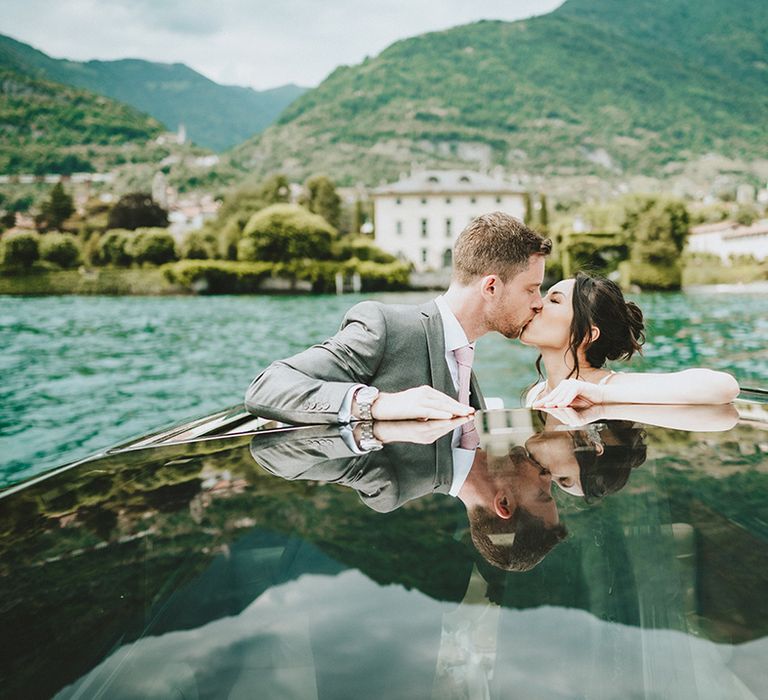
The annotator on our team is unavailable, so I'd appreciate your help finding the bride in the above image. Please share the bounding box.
[520,273,739,408]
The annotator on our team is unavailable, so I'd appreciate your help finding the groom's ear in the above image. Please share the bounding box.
[481,275,498,297]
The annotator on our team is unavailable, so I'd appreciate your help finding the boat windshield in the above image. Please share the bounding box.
[1,402,766,699]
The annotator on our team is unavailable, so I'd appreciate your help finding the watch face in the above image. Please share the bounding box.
[359,387,379,404]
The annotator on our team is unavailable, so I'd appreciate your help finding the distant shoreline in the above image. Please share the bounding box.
[682,281,768,294]
[1,268,766,297]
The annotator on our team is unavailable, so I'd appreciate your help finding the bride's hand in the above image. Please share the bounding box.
[539,405,605,426]
[533,379,606,408]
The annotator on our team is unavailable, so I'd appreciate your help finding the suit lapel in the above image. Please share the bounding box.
[420,303,457,399]
[469,372,486,410]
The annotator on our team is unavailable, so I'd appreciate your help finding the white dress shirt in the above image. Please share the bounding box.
[433,296,477,497]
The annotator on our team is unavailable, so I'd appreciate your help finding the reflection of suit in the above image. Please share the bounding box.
[245,300,486,424]
[249,425,456,513]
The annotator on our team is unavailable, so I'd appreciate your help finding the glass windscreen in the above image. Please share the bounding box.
[1,404,766,699]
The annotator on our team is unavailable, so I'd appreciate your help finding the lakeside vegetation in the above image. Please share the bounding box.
[0,175,411,295]
[1,174,766,294]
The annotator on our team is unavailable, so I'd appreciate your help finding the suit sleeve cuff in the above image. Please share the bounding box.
[339,384,366,423]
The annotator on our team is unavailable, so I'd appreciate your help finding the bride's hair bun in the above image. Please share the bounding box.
[571,273,645,369]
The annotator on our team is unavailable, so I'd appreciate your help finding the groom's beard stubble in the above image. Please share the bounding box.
[499,319,526,340]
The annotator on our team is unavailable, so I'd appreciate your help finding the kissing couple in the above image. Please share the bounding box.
[245,210,738,439]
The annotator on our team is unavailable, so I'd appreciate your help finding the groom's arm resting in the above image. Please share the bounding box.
[245,301,473,424]
[245,301,387,424]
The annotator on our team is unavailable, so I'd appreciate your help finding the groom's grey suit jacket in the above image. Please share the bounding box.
[249,425,457,513]
[245,299,486,424]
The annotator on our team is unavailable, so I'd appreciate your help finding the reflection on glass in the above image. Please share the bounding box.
[0,404,766,699]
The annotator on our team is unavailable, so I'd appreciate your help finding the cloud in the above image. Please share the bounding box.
[2,0,565,89]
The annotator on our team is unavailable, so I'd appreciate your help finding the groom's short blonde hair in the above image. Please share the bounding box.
[453,211,551,284]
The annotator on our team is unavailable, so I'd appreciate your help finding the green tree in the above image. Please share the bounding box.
[299,175,341,229]
[735,205,759,226]
[539,194,549,231]
[259,173,291,205]
[523,192,533,225]
[0,211,15,231]
[37,183,74,231]
[97,230,134,266]
[353,199,365,234]
[130,229,178,266]
[622,196,690,290]
[107,192,169,231]
[39,232,82,268]
[1,231,40,268]
[238,204,336,263]
[180,229,218,260]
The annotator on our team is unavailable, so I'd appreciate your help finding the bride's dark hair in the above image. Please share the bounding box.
[532,272,646,384]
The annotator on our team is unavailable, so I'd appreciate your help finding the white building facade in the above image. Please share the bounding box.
[687,219,768,261]
[372,170,527,272]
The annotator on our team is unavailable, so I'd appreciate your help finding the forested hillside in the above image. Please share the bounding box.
[228,0,767,185]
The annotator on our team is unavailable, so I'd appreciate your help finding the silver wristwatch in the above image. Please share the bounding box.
[355,386,380,421]
[357,420,383,452]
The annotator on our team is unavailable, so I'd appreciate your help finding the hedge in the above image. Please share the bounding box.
[97,229,134,266]
[1,230,40,268]
[162,260,273,293]
[162,258,412,294]
[39,232,82,269]
[621,260,682,291]
[130,228,177,265]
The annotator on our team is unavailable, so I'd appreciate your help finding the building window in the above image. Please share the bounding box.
[445,197,452,204]
[396,220,402,235]
[421,248,428,264]
[396,198,401,205]
[421,218,428,237]
[421,197,427,205]
[445,218,452,238]
[442,249,453,268]
[470,196,477,204]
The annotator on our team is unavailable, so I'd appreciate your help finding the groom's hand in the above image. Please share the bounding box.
[371,386,475,421]
[369,416,472,444]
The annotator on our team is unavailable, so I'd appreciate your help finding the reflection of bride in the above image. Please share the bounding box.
[526,418,647,500]
[520,273,739,408]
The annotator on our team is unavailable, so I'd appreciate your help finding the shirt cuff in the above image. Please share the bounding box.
[338,422,369,455]
[339,384,366,423]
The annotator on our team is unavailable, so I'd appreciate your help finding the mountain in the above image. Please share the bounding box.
[0,34,307,151]
[0,65,164,175]
[227,0,768,186]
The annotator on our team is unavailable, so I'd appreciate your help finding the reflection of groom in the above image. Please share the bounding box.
[250,420,566,572]
[245,212,550,426]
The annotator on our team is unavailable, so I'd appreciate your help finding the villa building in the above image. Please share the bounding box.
[372,169,527,271]
[687,219,768,261]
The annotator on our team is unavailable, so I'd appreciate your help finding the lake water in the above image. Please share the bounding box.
[2,286,768,487]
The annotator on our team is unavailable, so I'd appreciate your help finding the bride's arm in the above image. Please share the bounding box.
[534,369,739,407]
[541,403,739,431]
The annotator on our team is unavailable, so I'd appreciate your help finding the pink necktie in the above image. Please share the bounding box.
[454,344,479,449]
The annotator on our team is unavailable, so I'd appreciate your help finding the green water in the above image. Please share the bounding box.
[2,286,767,486]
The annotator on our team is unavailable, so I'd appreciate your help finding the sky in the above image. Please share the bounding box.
[2,0,565,90]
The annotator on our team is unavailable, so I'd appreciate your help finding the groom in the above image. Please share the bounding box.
[245,211,550,425]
